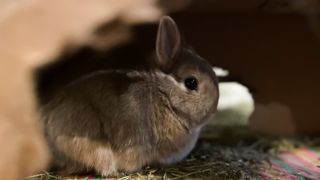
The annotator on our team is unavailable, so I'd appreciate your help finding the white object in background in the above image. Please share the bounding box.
[216,82,254,125]
[218,82,253,113]
[211,67,254,126]
[213,67,229,77]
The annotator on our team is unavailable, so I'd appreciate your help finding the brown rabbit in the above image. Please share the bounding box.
[41,16,219,176]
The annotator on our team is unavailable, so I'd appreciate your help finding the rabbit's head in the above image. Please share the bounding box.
[154,16,219,128]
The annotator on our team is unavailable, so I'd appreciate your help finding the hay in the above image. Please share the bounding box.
[26,126,320,180]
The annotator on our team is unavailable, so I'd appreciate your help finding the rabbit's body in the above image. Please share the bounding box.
[43,70,203,174]
[41,16,219,175]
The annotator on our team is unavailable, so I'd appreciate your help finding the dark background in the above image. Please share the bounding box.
[36,0,320,134]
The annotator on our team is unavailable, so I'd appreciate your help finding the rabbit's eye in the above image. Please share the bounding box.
[184,77,198,91]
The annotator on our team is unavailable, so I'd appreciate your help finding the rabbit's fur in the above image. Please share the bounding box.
[41,16,219,175]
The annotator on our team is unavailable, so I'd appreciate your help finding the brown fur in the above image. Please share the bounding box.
[40,17,219,175]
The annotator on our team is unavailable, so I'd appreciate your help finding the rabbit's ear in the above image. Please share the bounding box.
[156,16,181,67]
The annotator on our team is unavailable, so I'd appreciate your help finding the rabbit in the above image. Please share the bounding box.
[40,16,219,176]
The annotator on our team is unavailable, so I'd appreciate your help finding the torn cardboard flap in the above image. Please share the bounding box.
[0,0,190,179]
